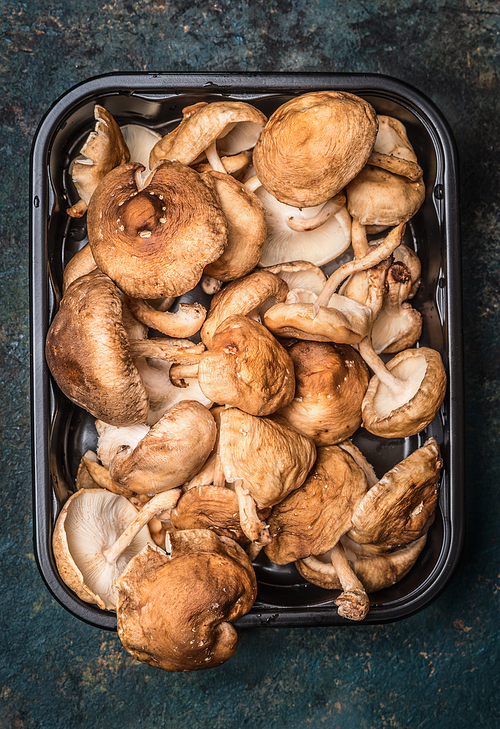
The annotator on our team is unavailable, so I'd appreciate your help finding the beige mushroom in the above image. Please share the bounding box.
[125,296,207,339]
[276,340,369,445]
[86,160,228,299]
[201,170,267,282]
[262,260,327,295]
[264,445,368,565]
[53,488,180,610]
[115,529,257,671]
[200,270,289,348]
[347,437,442,551]
[252,90,378,207]
[67,104,130,217]
[149,100,267,169]
[218,408,316,545]
[346,115,425,229]
[62,244,97,293]
[103,401,217,495]
[359,336,447,438]
[370,260,422,354]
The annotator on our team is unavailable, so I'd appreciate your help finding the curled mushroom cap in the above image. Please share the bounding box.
[53,488,180,610]
[116,529,257,672]
[347,438,442,551]
[86,160,227,298]
[170,485,250,545]
[359,338,447,439]
[253,91,378,207]
[45,269,150,426]
[106,401,217,495]
[149,100,267,168]
[201,170,267,282]
[198,315,295,417]
[200,270,289,347]
[277,340,369,445]
[68,105,130,217]
[265,445,368,565]
[263,260,327,295]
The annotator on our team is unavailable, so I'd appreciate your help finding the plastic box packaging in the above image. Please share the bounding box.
[30,73,464,630]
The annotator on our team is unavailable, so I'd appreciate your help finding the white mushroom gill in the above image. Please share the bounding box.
[97,423,150,469]
[120,125,162,172]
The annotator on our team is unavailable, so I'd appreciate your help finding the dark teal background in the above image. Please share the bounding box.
[1,1,499,726]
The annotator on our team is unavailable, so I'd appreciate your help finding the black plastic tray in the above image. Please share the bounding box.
[30,72,464,630]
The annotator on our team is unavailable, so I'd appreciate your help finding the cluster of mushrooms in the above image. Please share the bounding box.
[46,90,446,672]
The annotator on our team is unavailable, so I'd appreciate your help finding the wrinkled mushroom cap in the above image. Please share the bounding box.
[116,530,257,672]
[108,401,217,494]
[277,341,369,445]
[45,269,149,426]
[253,91,378,207]
[149,100,267,167]
[53,489,153,610]
[201,170,267,281]
[347,438,442,551]
[219,408,316,509]
[87,160,228,298]
[198,315,295,416]
[265,445,368,565]
[170,485,249,544]
[200,270,289,347]
[362,347,447,438]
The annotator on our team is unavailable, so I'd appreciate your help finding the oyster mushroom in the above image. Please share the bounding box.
[346,115,425,229]
[264,445,368,565]
[67,104,130,217]
[253,90,378,207]
[218,408,316,545]
[347,437,442,551]
[200,170,267,283]
[53,488,180,610]
[86,160,228,299]
[370,260,422,354]
[252,187,351,267]
[359,335,447,439]
[200,270,289,348]
[149,100,267,169]
[102,401,217,495]
[116,529,257,672]
[277,340,369,445]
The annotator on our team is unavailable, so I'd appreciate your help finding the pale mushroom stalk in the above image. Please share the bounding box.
[367,151,423,182]
[128,339,205,362]
[234,480,272,546]
[358,335,411,401]
[201,274,223,295]
[314,223,405,313]
[243,174,262,194]
[205,140,228,173]
[82,457,135,498]
[286,193,345,232]
[125,297,207,339]
[351,220,369,259]
[103,489,181,565]
[169,362,200,387]
[329,541,370,621]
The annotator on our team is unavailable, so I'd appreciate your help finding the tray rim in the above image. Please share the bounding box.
[30,71,464,630]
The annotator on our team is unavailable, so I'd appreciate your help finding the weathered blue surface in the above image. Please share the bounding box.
[1,0,499,726]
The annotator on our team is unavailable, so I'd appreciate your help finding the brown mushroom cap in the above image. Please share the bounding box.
[116,530,257,672]
[201,170,267,282]
[276,340,369,445]
[108,401,217,495]
[198,315,295,417]
[218,408,316,510]
[253,91,378,207]
[361,345,447,439]
[149,100,267,168]
[86,160,228,298]
[45,269,149,426]
[347,438,442,551]
[200,270,289,347]
[264,445,368,565]
[170,485,249,544]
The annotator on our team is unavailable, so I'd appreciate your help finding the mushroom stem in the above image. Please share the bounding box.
[329,541,370,621]
[126,298,207,338]
[351,220,369,259]
[357,336,410,399]
[234,480,272,546]
[83,457,135,498]
[205,141,227,173]
[128,338,205,362]
[103,488,182,565]
[201,274,223,295]
[286,193,345,232]
[213,452,226,489]
[244,174,262,193]
[169,362,200,387]
[367,151,423,182]
[314,223,405,314]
